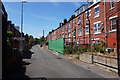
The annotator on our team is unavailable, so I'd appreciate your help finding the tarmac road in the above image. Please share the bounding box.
[25,45,105,79]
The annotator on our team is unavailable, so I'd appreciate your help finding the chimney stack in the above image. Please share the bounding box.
[8,21,12,24]
[64,18,67,24]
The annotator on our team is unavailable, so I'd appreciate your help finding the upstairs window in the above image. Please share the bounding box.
[94,22,101,34]
[111,18,117,31]
[78,28,82,36]
[68,32,71,38]
[94,7,99,18]
[86,11,88,20]
[89,10,91,16]
[68,22,70,29]
[78,17,81,25]
[110,0,114,9]
[65,33,67,38]
[73,30,76,37]
[86,25,89,34]
[62,34,64,38]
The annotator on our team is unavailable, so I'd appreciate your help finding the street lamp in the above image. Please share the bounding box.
[20,0,27,57]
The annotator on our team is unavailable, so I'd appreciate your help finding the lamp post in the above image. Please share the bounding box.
[20,0,27,57]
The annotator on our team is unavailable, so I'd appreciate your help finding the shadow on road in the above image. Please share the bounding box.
[23,50,34,59]
[4,50,34,80]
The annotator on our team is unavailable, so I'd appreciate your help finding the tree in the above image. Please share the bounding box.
[29,35,34,44]
[69,14,75,21]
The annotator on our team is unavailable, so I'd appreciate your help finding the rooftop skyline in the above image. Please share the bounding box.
[3,2,87,38]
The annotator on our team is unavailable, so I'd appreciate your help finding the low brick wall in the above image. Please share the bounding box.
[79,53,118,72]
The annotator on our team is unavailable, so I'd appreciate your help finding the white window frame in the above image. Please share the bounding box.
[85,25,89,34]
[86,11,88,20]
[73,30,76,37]
[62,34,64,38]
[94,21,101,34]
[110,0,114,9]
[94,5,99,18]
[110,18,117,32]
[68,32,71,38]
[68,22,70,29]
[78,28,82,36]
[89,10,91,16]
[65,33,67,38]
[78,17,81,24]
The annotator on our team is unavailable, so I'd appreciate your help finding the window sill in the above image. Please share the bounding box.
[94,32,101,35]
[89,15,91,17]
[78,35,82,37]
[86,33,89,35]
[109,7,115,11]
[94,15,99,18]
[110,29,116,33]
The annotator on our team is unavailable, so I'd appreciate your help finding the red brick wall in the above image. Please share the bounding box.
[46,1,120,51]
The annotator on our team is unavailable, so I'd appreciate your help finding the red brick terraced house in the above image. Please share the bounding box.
[46,0,120,52]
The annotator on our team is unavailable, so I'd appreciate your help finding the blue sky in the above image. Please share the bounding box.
[3,2,87,38]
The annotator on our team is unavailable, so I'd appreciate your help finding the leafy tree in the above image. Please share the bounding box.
[69,14,75,21]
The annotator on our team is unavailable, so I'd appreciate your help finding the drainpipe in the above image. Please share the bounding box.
[104,0,107,48]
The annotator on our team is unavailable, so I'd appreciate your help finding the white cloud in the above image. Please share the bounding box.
[73,2,81,7]
[30,14,58,21]
[37,34,42,38]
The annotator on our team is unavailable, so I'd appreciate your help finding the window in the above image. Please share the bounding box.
[86,25,89,34]
[80,7,83,13]
[68,32,71,38]
[65,24,67,30]
[94,22,101,34]
[110,0,114,9]
[78,28,82,36]
[73,30,76,37]
[78,17,81,24]
[95,7,99,18]
[69,22,70,29]
[65,33,67,38]
[86,11,88,20]
[89,10,91,16]
[111,18,117,31]
[62,34,64,38]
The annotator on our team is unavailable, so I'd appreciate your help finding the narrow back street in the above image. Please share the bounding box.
[25,45,103,78]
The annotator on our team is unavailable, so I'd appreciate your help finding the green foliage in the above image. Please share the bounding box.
[76,55,80,60]
[7,31,13,38]
[93,39,106,53]
[69,15,75,21]
[64,45,73,54]
[6,31,13,59]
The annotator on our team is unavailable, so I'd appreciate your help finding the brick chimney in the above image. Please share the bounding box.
[8,21,12,24]
[59,23,62,27]
[64,19,67,24]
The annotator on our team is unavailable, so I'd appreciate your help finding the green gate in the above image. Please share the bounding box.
[48,38,64,54]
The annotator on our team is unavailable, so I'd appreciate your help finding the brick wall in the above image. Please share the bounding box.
[46,1,120,51]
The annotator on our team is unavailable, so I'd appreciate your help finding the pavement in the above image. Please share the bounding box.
[22,45,119,79]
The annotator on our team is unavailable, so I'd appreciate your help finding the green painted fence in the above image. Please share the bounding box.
[48,38,64,54]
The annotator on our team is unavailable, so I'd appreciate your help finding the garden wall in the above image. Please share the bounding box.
[79,53,118,72]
